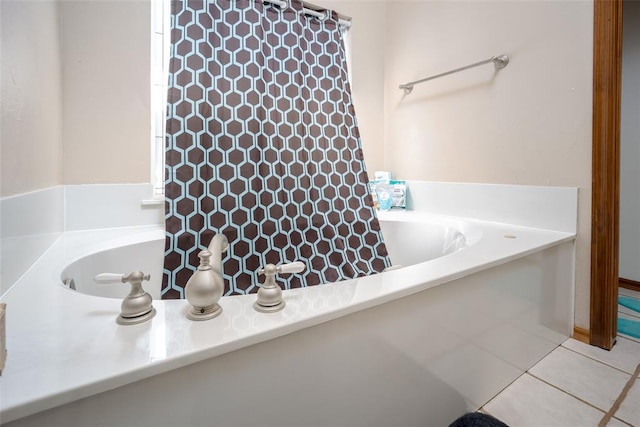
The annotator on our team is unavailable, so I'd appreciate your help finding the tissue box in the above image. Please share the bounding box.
[373,180,407,210]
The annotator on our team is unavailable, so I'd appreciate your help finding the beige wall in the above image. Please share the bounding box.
[315,0,387,174]
[312,1,594,328]
[0,0,63,197]
[2,0,595,328]
[0,0,150,195]
[60,0,151,184]
[382,0,593,328]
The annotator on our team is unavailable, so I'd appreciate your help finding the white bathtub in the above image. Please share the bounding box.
[59,214,476,300]
[1,210,575,427]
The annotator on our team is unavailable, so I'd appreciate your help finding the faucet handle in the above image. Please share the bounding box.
[277,261,306,275]
[94,272,151,284]
[257,261,306,276]
[94,271,155,325]
[254,261,306,313]
[94,273,127,284]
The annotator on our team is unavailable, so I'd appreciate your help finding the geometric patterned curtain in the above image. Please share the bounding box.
[162,0,390,299]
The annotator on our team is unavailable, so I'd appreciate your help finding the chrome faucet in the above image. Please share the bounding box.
[254,261,306,313]
[184,233,229,321]
[94,271,156,325]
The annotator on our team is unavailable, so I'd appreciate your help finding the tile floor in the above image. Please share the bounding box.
[482,289,640,427]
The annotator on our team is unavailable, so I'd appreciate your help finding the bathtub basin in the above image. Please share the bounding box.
[59,212,478,300]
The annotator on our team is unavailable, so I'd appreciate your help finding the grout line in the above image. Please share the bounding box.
[611,416,634,427]
[561,345,638,377]
[477,407,500,421]
[527,372,609,415]
[599,362,640,427]
[473,342,569,411]
[477,372,529,412]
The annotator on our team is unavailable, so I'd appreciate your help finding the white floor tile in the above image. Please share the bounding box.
[484,374,606,427]
[607,417,631,426]
[562,337,640,376]
[529,346,630,412]
[613,379,640,426]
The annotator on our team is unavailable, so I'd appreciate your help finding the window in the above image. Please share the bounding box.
[150,0,170,198]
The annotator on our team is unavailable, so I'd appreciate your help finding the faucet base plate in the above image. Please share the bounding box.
[117,308,156,325]
[187,303,222,321]
[254,300,286,313]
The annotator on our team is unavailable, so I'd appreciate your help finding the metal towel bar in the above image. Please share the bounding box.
[399,54,510,95]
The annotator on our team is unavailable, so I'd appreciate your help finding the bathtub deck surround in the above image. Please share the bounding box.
[0,183,578,426]
[0,186,65,293]
[0,184,159,295]
[405,181,578,232]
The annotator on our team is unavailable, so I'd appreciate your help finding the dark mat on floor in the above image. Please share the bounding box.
[449,412,509,427]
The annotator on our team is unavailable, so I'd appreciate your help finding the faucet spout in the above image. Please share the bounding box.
[207,233,229,277]
[184,233,229,321]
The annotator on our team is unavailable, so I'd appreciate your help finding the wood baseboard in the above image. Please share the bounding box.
[620,277,640,293]
[573,326,590,344]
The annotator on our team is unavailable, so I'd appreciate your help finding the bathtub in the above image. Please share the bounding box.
[0,210,575,427]
[59,213,476,300]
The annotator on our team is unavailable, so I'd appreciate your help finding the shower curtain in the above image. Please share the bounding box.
[163,0,390,298]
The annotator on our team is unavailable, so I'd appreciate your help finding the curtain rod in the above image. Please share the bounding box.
[265,0,352,28]
[398,54,510,95]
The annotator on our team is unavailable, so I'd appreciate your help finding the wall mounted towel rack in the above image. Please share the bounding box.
[399,54,510,95]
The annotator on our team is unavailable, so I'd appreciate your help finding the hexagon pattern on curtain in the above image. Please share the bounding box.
[163,0,390,298]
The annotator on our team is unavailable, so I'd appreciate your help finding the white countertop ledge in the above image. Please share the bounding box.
[0,211,575,423]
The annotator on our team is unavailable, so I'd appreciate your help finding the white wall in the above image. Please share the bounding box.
[382,0,593,329]
[60,0,151,185]
[0,0,63,197]
[620,0,640,283]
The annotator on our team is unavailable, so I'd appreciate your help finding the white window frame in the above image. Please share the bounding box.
[150,0,170,199]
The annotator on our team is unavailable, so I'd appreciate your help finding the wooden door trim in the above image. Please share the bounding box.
[590,0,623,350]
[573,326,591,344]
[620,277,640,293]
